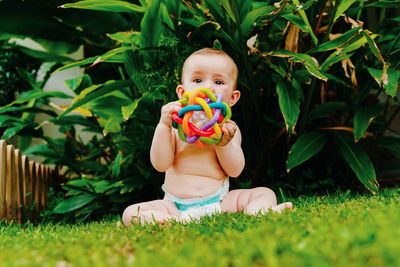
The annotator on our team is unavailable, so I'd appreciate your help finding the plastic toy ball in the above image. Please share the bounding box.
[171,88,232,147]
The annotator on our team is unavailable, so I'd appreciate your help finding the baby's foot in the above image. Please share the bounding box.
[133,211,179,225]
[245,202,293,215]
[270,202,293,213]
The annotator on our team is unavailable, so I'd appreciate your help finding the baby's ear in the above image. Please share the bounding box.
[176,85,185,100]
[229,90,241,107]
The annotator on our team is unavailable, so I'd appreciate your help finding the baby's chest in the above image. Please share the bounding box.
[174,136,219,164]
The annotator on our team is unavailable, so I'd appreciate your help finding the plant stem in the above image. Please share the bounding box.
[356,0,365,21]
[385,106,400,131]
[299,78,317,134]
[371,97,396,158]
[388,33,400,55]
[322,0,341,44]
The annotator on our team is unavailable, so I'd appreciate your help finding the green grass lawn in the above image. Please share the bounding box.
[1,188,400,267]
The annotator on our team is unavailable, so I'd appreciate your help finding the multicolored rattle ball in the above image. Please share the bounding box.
[171,88,232,147]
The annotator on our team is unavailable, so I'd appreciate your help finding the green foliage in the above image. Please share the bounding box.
[0,42,42,106]
[0,0,399,219]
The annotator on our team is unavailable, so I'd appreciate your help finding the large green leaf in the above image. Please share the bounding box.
[236,0,252,22]
[16,68,43,90]
[59,80,133,118]
[54,47,131,73]
[342,34,377,54]
[353,105,382,141]
[362,30,384,63]
[160,3,175,31]
[23,144,62,159]
[122,95,144,120]
[366,67,399,97]
[334,0,358,21]
[307,102,347,122]
[163,0,179,17]
[140,0,161,48]
[287,132,327,172]
[53,194,96,214]
[241,6,275,36]
[93,180,122,194]
[320,52,354,72]
[379,136,400,158]
[332,131,379,193]
[0,90,72,111]
[220,0,237,23]
[48,115,99,131]
[267,50,327,81]
[282,13,309,32]
[291,0,318,46]
[366,1,400,8]
[312,27,361,53]
[107,31,141,45]
[2,125,27,139]
[61,0,145,13]
[274,77,300,134]
[203,0,227,24]
[18,47,74,62]
[65,74,93,95]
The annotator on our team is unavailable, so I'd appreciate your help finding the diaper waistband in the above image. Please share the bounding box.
[162,178,229,210]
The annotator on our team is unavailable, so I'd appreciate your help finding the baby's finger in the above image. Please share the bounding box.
[225,123,236,137]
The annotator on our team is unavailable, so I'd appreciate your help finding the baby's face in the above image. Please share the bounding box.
[180,54,238,105]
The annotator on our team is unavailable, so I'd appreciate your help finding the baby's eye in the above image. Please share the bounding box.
[215,80,224,85]
[193,78,202,83]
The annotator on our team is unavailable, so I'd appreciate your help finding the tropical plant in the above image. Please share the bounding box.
[0,0,399,220]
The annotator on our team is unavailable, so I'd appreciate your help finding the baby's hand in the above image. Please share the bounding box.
[160,101,182,127]
[217,120,237,146]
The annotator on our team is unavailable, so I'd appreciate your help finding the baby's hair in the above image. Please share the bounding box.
[181,48,238,88]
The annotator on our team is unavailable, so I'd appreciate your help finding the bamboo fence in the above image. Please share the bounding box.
[0,140,57,223]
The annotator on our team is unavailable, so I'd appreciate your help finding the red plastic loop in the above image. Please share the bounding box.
[172,112,215,137]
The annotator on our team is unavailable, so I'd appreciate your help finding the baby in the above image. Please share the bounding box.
[122,48,292,226]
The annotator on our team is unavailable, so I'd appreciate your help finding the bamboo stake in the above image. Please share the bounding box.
[21,155,29,217]
[35,162,41,215]
[40,164,45,212]
[44,166,49,210]
[6,145,16,221]
[14,149,23,224]
[0,140,6,220]
[29,161,36,221]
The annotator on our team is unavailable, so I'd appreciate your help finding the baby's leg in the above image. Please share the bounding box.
[122,200,179,226]
[221,187,292,215]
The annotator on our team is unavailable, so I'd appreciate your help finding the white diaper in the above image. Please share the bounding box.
[162,178,229,221]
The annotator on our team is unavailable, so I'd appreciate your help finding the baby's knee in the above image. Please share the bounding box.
[122,204,141,226]
[251,187,277,202]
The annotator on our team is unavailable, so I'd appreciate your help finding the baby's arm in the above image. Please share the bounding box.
[150,102,181,172]
[214,120,245,178]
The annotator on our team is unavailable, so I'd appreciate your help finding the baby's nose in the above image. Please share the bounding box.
[206,84,215,93]
[202,80,212,89]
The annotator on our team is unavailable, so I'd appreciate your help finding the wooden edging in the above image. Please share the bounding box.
[0,140,57,223]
